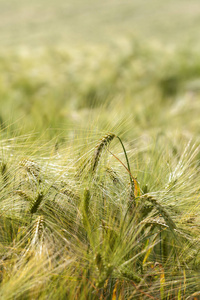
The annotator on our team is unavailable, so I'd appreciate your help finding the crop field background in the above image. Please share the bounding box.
[1,1,200,299]
[1,0,200,47]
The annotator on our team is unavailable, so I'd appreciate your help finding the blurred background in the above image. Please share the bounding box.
[1,0,199,47]
[0,0,200,140]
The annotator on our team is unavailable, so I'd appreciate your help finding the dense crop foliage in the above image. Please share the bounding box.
[1,38,200,299]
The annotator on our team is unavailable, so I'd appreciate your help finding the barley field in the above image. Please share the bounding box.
[1,1,200,299]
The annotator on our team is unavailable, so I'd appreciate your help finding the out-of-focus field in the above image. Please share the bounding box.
[1,2,200,300]
[1,40,200,141]
[1,0,200,140]
[1,0,200,47]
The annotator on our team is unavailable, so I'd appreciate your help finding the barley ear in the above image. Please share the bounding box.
[20,159,42,183]
[1,162,9,183]
[92,133,115,172]
[142,195,176,232]
[81,188,91,232]
[32,215,44,244]
[15,190,33,202]
[30,193,44,214]
[95,252,104,273]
